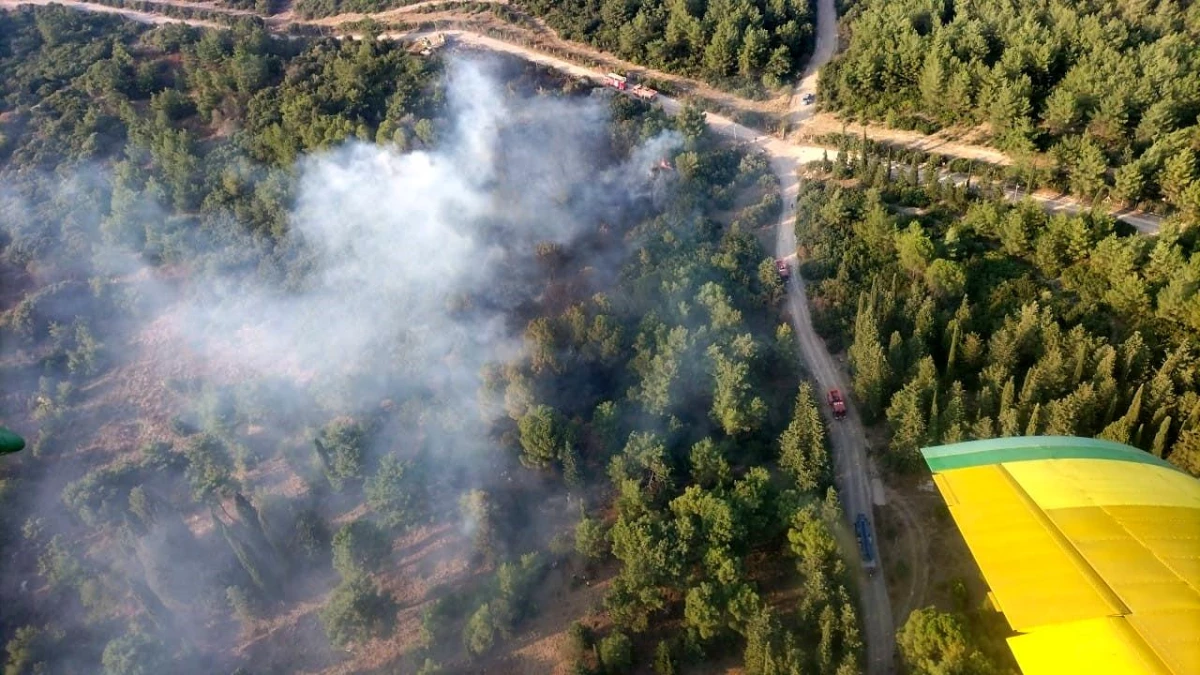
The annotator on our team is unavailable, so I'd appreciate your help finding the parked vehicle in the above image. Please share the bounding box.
[855,513,877,575]
[631,84,658,101]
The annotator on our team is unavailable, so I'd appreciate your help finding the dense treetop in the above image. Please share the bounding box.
[796,145,1200,476]
[516,0,817,96]
[819,0,1200,212]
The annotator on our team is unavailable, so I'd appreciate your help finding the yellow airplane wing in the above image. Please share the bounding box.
[922,436,1200,675]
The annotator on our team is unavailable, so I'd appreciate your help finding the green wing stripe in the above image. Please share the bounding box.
[921,436,1174,473]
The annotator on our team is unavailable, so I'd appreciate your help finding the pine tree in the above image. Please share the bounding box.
[971,416,995,440]
[562,442,583,489]
[690,438,732,489]
[1071,340,1089,388]
[849,299,891,421]
[944,67,974,123]
[928,393,941,446]
[779,384,828,491]
[1113,160,1147,204]
[1070,137,1109,201]
[1127,384,1145,429]
[739,27,769,77]
[1025,403,1042,436]
[709,347,768,436]
[887,331,905,377]
[1167,429,1200,475]
[886,388,927,468]
[886,358,938,466]
[1042,87,1080,136]
[1177,181,1200,223]
[941,382,967,444]
[946,323,960,374]
[919,51,946,117]
[519,405,567,470]
[653,640,676,675]
[999,377,1016,419]
[998,407,1021,437]
[1019,365,1044,408]
[1161,149,1196,206]
[1152,416,1172,458]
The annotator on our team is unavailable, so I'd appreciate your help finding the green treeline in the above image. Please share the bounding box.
[819,0,1200,212]
[291,0,416,19]
[795,149,1200,477]
[516,0,817,95]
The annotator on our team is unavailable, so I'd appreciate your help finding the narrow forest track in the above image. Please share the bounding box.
[884,487,931,626]
[786,0,835,128]
[282,0,510,27]
[801,112,1012,165]
[2,0,227,24]
[774,175,898,673]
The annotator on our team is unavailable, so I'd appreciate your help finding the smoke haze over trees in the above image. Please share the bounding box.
[0,6,859,672]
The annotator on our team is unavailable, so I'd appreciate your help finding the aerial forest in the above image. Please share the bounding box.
[0,6,859,674]
[795,145,1200,478]
[515,0,818,96]
[820,0,1200,214]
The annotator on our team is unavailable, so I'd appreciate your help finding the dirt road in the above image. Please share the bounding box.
[775,186,898,674]
[2,0,225,24]
[787,0,836,127]
[770,0,905,669]
[883,487,930,625]
[772,1,897,671]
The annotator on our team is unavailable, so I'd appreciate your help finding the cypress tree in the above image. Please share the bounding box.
[1152,415,1171,456]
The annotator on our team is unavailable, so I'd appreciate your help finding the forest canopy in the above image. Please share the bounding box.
[819,0,1200,212]
[515,0,817,95]
[795,146,1200,477]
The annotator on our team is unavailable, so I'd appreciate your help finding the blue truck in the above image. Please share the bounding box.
[854,513,878,576]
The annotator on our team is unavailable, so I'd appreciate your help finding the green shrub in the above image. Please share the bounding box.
[331,519,391,577]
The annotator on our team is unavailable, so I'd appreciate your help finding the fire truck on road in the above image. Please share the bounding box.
[605,73,658,101]
[827,389,847,420]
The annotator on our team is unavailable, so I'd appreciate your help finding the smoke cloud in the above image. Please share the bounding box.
[1,53,681,669]
[179,57,679,415]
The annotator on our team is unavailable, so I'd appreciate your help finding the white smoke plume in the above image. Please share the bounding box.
[0,53,684,669]
[178,56,681,413]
